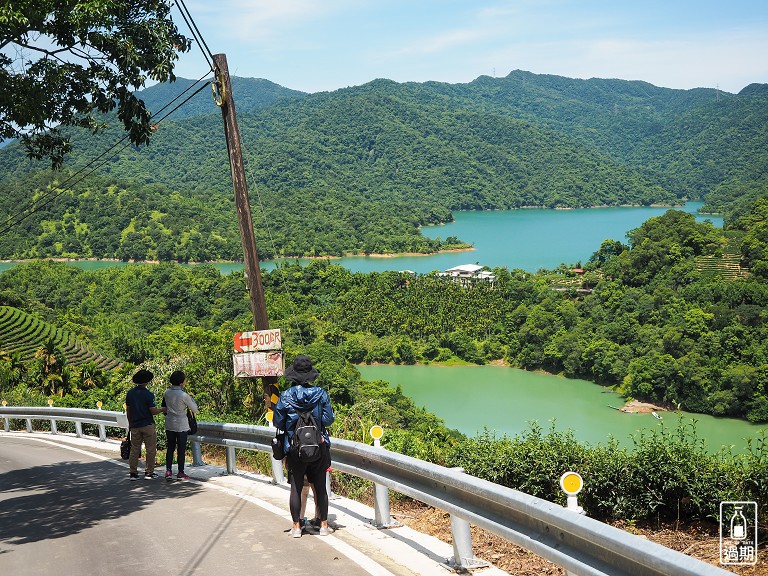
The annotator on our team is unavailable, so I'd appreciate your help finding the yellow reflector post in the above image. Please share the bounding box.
[560,471,583,495]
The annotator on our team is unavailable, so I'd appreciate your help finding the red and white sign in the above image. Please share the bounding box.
[233,329,282,352]
[233,351,284,377]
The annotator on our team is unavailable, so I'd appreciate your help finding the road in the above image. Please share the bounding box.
[0,434,421,576]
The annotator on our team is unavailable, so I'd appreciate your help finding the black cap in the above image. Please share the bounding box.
[284,355,318,386]
[132,369,154,385]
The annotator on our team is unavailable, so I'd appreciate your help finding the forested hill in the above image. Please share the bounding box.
[0,71,767,262]
[136,76,307,121]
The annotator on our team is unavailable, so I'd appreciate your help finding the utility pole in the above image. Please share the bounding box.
[213,53,280,418]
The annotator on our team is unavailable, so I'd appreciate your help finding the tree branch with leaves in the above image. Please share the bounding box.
[0,0,191,167]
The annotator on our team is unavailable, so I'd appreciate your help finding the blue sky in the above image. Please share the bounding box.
[178,1,768,94]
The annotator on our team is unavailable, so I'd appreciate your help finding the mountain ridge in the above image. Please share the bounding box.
[0,70,766,262]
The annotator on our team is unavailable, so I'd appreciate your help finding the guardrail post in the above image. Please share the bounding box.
[96,401,106,442]
[369,426,397,527]
[270,454,285,484]
[2,400,9,431]
[26,418,32,433]
[268,421,285,484]
[226,446,237,474]
[560,472,586,576]
[326,467,339,501]
[47,400,57,434]
[75,421,83,437]
[191,439,205,466]
[449,468,489,571]
[373,483,393,527]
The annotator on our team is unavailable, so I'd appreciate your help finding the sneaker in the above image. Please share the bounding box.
[176,472,190,481]
[318,526,333,536]
[129,473,139,481]
[165,470,173,481]
[290,527,302,538]
[144,472,159,479]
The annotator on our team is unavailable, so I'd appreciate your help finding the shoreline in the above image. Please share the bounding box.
[619,399,673,414]
[360,361,678,415]
[1,246,477,266]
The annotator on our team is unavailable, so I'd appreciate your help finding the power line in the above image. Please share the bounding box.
[175,0,216,71]
[1,1,217,236]
[0,73,213,238]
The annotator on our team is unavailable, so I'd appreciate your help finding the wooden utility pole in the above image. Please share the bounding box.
[213,53,280,417]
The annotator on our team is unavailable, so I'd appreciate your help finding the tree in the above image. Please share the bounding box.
[0,1,191,167]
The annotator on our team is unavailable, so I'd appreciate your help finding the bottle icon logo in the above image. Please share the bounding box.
[720,501,758,566]
[730,506,747,540]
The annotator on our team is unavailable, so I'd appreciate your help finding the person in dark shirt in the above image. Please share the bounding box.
[125,369,166,480]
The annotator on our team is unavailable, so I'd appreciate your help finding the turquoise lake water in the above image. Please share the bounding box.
[0,202,721,275]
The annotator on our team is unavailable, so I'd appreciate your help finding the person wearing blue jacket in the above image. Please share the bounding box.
[273,355,334,538]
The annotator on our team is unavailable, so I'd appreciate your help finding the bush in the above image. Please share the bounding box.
[448,419,766,530]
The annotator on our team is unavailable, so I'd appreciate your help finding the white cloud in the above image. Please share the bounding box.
[389,27,490,57]
[171,1,768,93]
[184,0,342,43]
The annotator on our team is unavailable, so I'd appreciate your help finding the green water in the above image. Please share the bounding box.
[356,364,765,454]
[0,202,721,275]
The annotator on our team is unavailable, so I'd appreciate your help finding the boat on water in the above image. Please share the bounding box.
[652,411,663,420]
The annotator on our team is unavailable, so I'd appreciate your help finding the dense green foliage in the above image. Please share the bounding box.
[0,305,119,367]
[2,72,767,260]
[449,422,767,528]
[2,201,768,424]
[2,197,768,527]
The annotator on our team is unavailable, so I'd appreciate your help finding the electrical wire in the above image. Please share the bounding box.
[241,141,307,352]
[175,0,216,71]
[2,0,219,234]
[0,74,213,238]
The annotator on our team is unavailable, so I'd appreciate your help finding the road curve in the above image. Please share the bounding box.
[0,432,496,576]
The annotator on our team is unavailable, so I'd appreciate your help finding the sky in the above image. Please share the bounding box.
[176,0,768,95]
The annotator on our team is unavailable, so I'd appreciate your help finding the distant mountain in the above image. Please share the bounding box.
[738,83,768,96]
[135,76,307,121]
[0,71,766,262]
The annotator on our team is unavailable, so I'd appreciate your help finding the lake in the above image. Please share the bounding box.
[0,202,722,276]
[340,201,722,274]
[356,364,766,454]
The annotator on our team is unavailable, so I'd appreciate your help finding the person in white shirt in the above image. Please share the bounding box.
[162,370,198,481]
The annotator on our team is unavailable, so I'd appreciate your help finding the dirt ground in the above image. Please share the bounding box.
[390,501,767,575]
[620,399,671,414]
[199,449,764,574]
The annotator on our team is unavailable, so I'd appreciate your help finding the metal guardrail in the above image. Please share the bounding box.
[0,405,127,440]
[0,408,734,576]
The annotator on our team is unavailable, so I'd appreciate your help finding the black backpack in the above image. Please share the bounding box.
[290,410,322,463]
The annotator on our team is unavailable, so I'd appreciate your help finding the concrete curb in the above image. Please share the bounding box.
[0,430,510,576]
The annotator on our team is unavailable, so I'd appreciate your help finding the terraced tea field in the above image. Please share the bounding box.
[0,306,120,370]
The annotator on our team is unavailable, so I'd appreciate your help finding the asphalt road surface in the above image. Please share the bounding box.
[0,434,382,576]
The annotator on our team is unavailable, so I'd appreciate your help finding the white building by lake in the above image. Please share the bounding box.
[440,264,495,286]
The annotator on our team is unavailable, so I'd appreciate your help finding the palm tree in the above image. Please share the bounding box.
[0,350,27,386]
[34,338,68,396]
[78,361,104,390]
